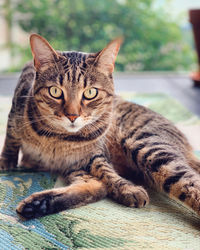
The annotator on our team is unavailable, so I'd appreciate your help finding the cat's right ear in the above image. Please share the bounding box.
[30,34,58,69]
[95,38,123,75]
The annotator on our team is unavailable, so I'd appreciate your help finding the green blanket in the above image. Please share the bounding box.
[0,93,200,249]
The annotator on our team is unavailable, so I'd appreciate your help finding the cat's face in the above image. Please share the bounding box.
[30,34,121,136]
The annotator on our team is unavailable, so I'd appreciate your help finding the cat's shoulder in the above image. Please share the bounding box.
[12,61,35,108]
[21,61,35,77]
[15,61,35,92]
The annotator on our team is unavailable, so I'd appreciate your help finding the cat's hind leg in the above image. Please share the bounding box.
[149,158,200,216]
[16,170,107,219]
[124,138,200,216]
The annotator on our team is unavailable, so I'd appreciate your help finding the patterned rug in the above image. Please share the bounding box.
[0,93,200,250]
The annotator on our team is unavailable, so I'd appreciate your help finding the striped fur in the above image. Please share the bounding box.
[1,34,200,219]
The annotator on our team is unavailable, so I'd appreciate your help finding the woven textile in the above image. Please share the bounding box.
[0,93,200,249]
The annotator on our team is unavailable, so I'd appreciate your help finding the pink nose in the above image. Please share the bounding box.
[67,114,79,123]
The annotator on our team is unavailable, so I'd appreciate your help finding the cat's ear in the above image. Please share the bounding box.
[95,38,123,74]
[30,34,58,69]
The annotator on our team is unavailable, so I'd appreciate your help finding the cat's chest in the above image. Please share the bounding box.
[21,137,94,170]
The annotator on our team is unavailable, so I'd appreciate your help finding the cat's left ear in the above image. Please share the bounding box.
[95,38,123,74]
[30,34,59,69]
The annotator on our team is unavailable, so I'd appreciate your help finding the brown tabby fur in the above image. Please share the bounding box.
[1,34,200,219]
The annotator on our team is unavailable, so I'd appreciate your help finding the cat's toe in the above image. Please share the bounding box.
[118,186,149,208]
[0,157,17,171]
[19,204,35,219]
[16,196,51,219]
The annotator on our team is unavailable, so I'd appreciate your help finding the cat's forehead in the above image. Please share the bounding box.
[60,51,96,67]
[55,51,98,87]
[62,51,88,59]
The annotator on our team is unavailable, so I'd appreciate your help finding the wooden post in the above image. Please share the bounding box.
[189,9,200,87]
[4,0,12,48]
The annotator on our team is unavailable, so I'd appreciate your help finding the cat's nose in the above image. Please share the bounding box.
[66,114,79,123]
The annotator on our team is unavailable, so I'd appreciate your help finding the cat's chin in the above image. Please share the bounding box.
[65,125,82,133]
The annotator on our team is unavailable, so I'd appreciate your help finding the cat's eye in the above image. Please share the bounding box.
[49,86,63,99]
[83,88,98,100]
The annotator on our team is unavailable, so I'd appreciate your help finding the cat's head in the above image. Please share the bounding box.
[30,34,122,138]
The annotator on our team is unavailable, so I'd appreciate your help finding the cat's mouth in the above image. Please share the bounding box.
[50,116,91,134]
[55,116,86,133]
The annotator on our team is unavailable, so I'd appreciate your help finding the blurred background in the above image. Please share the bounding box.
[0,0,200,152]
[0,0,200,73]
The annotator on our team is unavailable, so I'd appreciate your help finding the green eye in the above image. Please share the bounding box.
[49,86,63,99]
[83,88,98,100]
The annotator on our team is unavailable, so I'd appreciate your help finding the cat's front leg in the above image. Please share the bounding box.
[0,114,20,171]
[16,170,107,219]
[87,154,149,208]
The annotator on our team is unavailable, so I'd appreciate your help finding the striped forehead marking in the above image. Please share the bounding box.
[62,52,87,84]
[61,52,96,84]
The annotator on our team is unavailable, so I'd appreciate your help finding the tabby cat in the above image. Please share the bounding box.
[1,34,200,219]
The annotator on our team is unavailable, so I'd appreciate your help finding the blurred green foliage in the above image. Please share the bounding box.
[13,0,195,71]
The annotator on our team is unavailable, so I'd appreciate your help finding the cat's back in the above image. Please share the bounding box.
[113,95,183,139]
[111,95,190,156]
[113,95,156,126]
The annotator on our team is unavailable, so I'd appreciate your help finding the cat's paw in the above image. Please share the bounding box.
[117,185,149,208]
[179,180,200,217]
[0,157,17,171]
[16,192,53,219]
